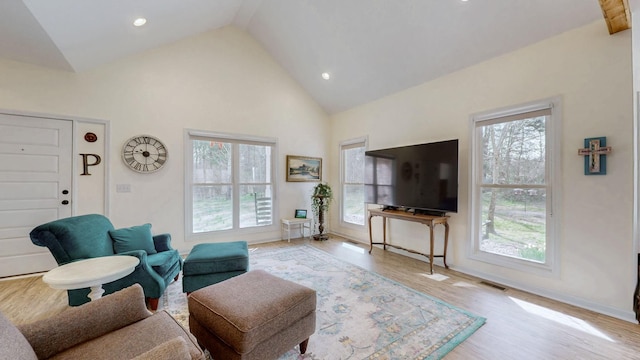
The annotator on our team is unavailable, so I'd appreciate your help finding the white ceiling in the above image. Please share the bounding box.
[0,0,610,114]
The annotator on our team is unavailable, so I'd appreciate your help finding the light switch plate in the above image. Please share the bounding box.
[116,184,131,193]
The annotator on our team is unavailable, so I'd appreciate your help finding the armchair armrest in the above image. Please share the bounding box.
[108,250,166,293]
[153,233,173,252]
[116,249,163,282]
[18,284,151,360]
[117,249,147,259]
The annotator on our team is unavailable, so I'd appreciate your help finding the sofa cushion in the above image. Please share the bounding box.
[46,311,203,360]
[0,311,38,360]
[110,224,157,255]
[147,250,181,275]
[19,284,152,359]
[132,336,192,360]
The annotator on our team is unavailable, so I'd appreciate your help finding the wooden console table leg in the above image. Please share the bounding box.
[383,217,387,250]
[429,225,435,274]
[443,222,450,269]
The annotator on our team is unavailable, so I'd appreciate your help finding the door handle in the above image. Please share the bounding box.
[62,190,69,195]
[61,200,69,205]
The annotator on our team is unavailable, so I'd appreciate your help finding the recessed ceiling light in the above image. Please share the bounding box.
[133,18,147,27]
[321,72,331,80]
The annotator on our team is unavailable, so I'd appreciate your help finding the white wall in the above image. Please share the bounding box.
[0,26,329,252]
[330,21,635,320]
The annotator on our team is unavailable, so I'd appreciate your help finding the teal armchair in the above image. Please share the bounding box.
[30,214,182,310]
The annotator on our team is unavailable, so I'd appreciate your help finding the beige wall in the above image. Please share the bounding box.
[330,21,635,320]
[0,26,329,250]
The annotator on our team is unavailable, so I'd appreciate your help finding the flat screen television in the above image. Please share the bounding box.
[364,139,458,214]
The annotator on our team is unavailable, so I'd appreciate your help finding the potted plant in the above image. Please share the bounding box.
[311,182,333,240]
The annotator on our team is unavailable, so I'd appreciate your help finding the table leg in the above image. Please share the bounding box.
[88,285,105,301]
[368,214,374,253]
[383,217,387,250]
[429,225,435,275]
[443,222,450,269]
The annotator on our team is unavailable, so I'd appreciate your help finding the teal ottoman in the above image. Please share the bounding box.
[182,242,249,294]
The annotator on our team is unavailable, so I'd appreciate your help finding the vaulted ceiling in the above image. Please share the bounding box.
[0,1,628,114]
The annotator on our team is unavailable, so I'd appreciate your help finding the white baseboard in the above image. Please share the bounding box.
[452,264,637,323]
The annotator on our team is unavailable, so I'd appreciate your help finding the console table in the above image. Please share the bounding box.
[368,208,449,274]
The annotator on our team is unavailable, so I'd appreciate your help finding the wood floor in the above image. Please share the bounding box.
[2,236,640,359]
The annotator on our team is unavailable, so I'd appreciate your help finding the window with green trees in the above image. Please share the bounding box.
[470,99,560,273]
[186,131,275,237]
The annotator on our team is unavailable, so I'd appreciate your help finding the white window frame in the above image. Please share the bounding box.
[184,129,278,242]
[340,136,368,228]
[468,97,562,276]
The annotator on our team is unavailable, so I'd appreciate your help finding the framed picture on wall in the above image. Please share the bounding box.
[295,209,307,218]
[286,155,322,182]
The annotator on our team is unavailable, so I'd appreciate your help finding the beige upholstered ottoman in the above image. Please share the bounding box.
[188,269,316,360]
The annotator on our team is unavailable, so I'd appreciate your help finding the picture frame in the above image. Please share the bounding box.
[286,155,322,182]
[295,209,307,219]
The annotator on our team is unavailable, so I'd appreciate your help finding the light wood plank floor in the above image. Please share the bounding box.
[2,236,640,359]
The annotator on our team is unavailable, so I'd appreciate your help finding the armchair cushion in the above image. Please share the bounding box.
[47,311,202,359]
[18,284,152,359]
[110,223,157,255]
[132,337,192,360]
[9,284,205,360]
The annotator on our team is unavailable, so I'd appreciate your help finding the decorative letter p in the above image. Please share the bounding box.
[80,154,102,176]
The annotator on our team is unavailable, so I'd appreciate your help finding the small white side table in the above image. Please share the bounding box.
[281,218,312,242]
[43,255,139,301]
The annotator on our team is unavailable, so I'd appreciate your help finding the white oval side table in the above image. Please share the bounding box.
[43,255,140,301]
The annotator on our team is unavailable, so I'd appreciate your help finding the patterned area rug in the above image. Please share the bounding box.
[159,245,486,359]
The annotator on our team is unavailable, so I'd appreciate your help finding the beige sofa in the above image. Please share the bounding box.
[0,284,204,360]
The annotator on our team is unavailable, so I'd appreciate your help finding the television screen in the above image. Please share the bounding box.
[364,139,458,214]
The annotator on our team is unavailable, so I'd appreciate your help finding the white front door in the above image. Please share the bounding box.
[0,113,73,277]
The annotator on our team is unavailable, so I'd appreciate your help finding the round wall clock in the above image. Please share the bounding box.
[121,135,168,173]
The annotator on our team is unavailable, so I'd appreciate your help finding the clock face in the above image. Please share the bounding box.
[122,135,167,173]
